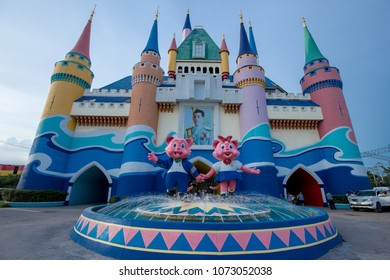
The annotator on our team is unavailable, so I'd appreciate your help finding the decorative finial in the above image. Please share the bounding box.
[240,10,243,23]
[248,19,252,28]
[187,8,190,14]
[302,16,307,28]
[89,4,97,21]
[222,34,225,40]
[155,6,159,20]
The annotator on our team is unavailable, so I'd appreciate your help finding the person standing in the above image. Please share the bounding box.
[298,192,305,206]
[326,192,336,210]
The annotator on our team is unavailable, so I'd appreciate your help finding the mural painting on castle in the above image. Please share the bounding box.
[17,7,369,207]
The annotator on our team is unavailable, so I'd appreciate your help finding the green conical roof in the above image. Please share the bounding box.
[303,20,326,65]
[177,28,221,61]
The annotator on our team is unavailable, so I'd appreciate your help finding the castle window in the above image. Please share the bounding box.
[292,106,297,111]
[209,67,213,74]
[215,67,220,74]
[310,107,316,112]
[325,67,330,72]
[301,107,306,111]
[178,66,183,73]
[196,67,201,72]
[203,67,207,74]
[192,42,205,58]
[184,66,189,73]
[283,106,288,111]
[190,67,195,73]
[310,71,316,76]
[273,106,279,111]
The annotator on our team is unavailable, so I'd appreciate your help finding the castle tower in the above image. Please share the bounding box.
[167,34,178,79]
[17,11,95,191]
[300,18,356,142]
[233,15,279,196]
[299,17,369,193]
[182,10,192,42]
[116,12,164,196]
[219,35,230,80]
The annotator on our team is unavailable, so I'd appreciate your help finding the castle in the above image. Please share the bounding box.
[17,10,370,206]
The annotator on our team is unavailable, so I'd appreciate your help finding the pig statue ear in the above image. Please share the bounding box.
[185,138,193,147]
[232,140,239,148]
[166,136,175,144]
[212,140,220,149]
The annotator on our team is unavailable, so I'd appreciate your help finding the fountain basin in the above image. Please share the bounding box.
[71,194,341,259]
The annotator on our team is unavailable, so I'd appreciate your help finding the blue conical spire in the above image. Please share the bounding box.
[238,13,254,59]
[183,10,192,30]
[143,13,159,56]
[248,21,258,56]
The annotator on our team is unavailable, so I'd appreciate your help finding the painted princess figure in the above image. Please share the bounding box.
[203,135,260,196]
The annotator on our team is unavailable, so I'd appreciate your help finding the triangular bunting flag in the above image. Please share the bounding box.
[183,232,206,251]
[208,232,229,252]
[291,227,306,244]
[273,229,291,246]
[317,224,326,239]
[96,224,108,239]
[306,225,318,241]
[140,230,160,248]
[253,231,272,249]
[161,231,182,250]
[108,225,123,241]
[231,232,252,250]
[87,221,97,235]
[123,227,139,246]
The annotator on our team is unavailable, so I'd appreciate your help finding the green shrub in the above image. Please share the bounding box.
[109,196,120,203]
[0,202,10,207]
[1,189,68,202]
[0,175,20,188]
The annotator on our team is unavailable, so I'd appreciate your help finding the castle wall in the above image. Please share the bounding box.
[270,128,320,150]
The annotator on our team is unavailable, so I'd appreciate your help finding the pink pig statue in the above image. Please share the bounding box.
[203,135,260,196]
[148,136,204,196]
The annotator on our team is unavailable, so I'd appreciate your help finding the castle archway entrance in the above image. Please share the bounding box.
[68,165,110,205]
[285,168,323,207]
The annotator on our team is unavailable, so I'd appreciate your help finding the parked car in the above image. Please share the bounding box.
[348,187,390,212]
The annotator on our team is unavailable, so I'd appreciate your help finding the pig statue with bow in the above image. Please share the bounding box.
[148,136,204,196]
[203,135,260,196]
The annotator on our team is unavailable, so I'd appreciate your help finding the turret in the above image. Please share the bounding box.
[18,9,95,191]
[182,10,192,42]
[300,17,356,142]
[167,34,178,79]
[126,12,164,133]
[233,14,279,196]
[219,35,230,80]
[116,11,164,196]
[41,10,95,131]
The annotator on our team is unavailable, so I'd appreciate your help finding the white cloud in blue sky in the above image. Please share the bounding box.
[0,0,389,167]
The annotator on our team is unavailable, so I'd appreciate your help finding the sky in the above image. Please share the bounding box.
[0,0,389,169]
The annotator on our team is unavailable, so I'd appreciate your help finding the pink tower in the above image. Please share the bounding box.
[300,18,357,142]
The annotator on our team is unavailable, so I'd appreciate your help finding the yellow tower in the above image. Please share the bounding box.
[41,11,95,130]
[220,35,230,80]
[167,34,178,79]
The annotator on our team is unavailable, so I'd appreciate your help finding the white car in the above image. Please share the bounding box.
[348,188,390,213]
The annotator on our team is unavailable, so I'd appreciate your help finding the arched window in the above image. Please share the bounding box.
[190,67,195,73]
[203,67,207,73]
[178,66,183,73]
[209,67,213,74]
[215,67,220,74]
[184,66,189,73]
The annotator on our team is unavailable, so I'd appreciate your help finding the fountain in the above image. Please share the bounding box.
[71,193,341,259]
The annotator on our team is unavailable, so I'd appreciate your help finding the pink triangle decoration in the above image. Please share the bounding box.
[123,228,139,246]
[324,222,332,235]
[80,219,89,231]
[253,231,272,249]
[96,224,108,239]
[87,220,97,235]
[208,232,229,252]
[140,230,160,248]
[273,229,290,246]
[108,225,123,241]
[231,232,253,250]
[317,224,326,238]
[291,227,306,244]
[161,231,182,250]
[183,232,206,251]
[306,226,318,241]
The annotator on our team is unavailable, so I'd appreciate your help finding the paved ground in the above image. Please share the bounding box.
[0,204,389,260]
